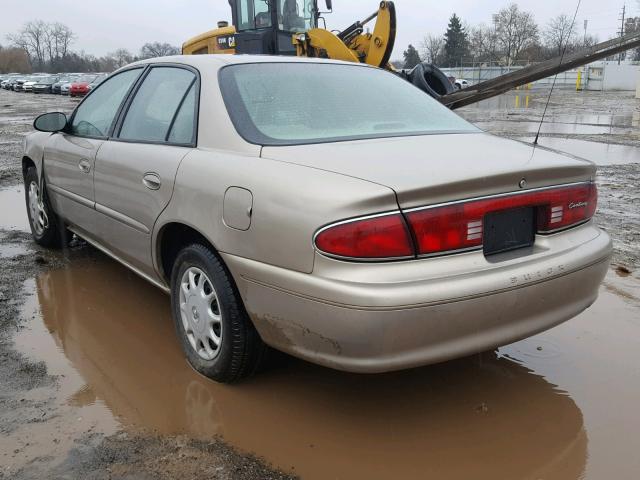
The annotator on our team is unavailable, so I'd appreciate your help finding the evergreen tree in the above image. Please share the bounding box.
[402,44,421,69]
[443,13,470,67]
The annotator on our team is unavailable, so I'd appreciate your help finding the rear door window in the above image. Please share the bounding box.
[167,83,197,145]
[118,67,197,144]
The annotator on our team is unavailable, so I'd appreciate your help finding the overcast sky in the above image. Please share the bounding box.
[1,0,637,59]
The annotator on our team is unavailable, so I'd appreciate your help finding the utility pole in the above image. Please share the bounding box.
[619,4,626,65]
[583,19,588,47]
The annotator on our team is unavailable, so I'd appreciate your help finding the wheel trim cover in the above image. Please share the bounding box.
[179,267,223,361]
[28,181,48,236]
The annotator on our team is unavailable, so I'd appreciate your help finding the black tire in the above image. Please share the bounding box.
[24,166,71,248]
[170,243,268,383]
[408,62,455,99]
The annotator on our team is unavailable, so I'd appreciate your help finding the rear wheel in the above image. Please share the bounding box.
[24,166,71,248]
[170,243,268,383]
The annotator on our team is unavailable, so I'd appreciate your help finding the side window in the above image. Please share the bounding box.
[118,67,196,143]
[70,69,142,138]
[167,84,197,144]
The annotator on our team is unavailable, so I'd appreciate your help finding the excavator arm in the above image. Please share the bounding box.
[294,1,396,69]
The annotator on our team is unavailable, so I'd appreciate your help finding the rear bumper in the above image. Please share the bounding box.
[224,224,612,373]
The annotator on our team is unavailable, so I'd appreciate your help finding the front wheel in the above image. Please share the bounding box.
[24,166,71,248]
[170,243,268,383]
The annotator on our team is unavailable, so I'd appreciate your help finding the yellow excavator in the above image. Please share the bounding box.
[183,1,455,98]
[183,0,640,108]
[183,1,396,67]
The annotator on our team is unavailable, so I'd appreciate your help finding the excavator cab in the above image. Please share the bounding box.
[230,0,323,55]
[182,0,329,56]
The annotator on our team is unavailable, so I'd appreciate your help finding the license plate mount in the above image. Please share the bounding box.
[483,207,535,256]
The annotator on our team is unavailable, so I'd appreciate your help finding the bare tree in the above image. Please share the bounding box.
[50,23,75,59]
[0,46,31,73]
[624,17,640,60]
[110,48,134,68]
[494,4,539,66]
[139,42,180,59]
[420,34,444,64]
[7,20,75,70]
[7,20,49,68]
[543,14,577,56]
[468,24,500,63]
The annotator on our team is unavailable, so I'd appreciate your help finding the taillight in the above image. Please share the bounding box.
[537,183,597,232]
[314,213,414,259]
[406,182,597,256]
[314,182,597,261]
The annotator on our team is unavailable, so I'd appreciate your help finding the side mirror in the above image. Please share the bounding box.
[325,0,332,10]
[34,112,67,132]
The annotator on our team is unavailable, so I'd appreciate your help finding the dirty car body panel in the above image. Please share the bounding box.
[24,55,612,374]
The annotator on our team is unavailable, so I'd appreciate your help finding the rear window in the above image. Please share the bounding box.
[219,62,478,146]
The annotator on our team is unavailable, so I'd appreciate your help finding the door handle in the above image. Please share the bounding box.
[78,159,91,173]
[142,173,161,190]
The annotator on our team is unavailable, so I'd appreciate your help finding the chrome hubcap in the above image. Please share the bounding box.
[28,181,48,235]
[179,267,223,361]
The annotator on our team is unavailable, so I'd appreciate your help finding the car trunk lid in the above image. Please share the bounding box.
[260,133,595,210]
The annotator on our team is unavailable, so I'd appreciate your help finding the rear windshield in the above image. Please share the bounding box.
[219,62,478,146]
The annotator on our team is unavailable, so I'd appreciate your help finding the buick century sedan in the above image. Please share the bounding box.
[23,55,612,382]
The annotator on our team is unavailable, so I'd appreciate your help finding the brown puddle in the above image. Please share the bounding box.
[12,254,640,479]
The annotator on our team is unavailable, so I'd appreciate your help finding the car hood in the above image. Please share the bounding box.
[260,133,596,209]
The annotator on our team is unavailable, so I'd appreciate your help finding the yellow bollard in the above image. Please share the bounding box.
[515,95,520,108]
[576,70,582,91]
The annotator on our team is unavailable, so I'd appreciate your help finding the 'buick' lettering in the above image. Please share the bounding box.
[568,201,588,209]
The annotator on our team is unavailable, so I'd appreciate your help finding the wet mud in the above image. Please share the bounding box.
[4,252,640,480]
[0,90,77,188]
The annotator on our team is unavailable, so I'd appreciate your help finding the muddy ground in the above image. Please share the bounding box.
[0,87,639,479]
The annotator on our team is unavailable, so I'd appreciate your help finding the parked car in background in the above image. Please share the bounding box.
[23,55,611,383]
[23,77,42,92]
[33,76,60,94]
[69,75,98,97]
[12,78,27,91]
[86,74,108,93]
[60,81,74,95]
[455,78,469,90]
[52,76,76,94]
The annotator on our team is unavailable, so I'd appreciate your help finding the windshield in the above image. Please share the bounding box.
[219,63,479,146]
[235,0,315,31]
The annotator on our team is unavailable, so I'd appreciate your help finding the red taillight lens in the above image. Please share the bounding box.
[315,213,414,259]
[315,183,597,260]
[537,183,597,232]
[406,203,485,255]
[406,182,597,256]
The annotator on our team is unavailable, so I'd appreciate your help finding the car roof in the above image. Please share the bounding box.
[122,54,374,72]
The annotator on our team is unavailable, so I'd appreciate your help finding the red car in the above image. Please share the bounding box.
[69,74,106,97]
